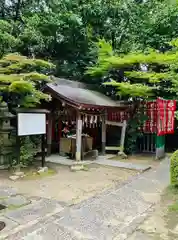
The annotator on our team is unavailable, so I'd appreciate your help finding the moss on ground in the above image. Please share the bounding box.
[161,186,178,239]
[23,168,56,180]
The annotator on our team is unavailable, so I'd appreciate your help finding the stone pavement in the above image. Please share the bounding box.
[1,158,169,240]
[95,158,151,171]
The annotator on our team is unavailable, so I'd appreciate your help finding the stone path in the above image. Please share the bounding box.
[47,154,151,171]
[1,158,169,240]
[95,158,151,171]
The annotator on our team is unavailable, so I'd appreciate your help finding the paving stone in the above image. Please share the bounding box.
[95,159,151,171]
[20,222,84,240]
[6,216,82,240]
[126,176,163,194]
[56,186,151,240]
[0,216,18,239]
[0,195,30,208]
[3,158,170,240]
[6,216,57,240]
[0,186,17,198]
[9,176,20,181]
[127,230,152,240]
[4,199,64,225]
[14,172,25,177]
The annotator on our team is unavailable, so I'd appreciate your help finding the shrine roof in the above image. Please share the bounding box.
[46,78,127,109]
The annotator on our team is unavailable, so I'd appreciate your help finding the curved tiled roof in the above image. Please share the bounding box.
[46,78,127,109]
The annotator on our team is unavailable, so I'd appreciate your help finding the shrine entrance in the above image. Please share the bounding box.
[42,78,130,161]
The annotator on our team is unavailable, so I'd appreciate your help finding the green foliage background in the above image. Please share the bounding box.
[171,150,178,187]
[1,0,178,158]
[1,0,178,81]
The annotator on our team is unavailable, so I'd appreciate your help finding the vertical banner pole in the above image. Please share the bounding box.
[101,111,106,155]
[41,134,45,167]
[16,114,20,168]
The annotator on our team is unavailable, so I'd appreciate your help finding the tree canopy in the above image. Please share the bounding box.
[87,39,178,101]
[1,0,178,81]
[0,53,54,110]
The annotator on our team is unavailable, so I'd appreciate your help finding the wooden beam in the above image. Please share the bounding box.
[47,114,52,156]
[106,120,125,127]
[41,134,46,167]
[101,111,106,155]
[105,146,120,151]
[76,112,82,161]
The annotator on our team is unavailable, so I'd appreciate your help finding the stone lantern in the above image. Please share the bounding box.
[0,102,15,169]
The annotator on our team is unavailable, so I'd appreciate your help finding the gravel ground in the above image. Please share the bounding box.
[0,163,137,205]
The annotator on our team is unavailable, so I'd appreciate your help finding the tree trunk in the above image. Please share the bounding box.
[0,0,5,18]
[14,0,21,21]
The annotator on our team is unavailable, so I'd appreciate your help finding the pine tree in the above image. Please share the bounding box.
[0,53,55,110]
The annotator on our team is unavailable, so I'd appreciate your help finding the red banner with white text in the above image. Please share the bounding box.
[108,99,176,135]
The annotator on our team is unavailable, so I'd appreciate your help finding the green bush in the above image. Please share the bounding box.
[170,150,178,187]
[11,135,41,167]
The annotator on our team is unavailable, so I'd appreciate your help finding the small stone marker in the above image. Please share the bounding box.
[37,166,48,174]
[9,176,20,181]
[14,171,25,177]
[71,162,84,171]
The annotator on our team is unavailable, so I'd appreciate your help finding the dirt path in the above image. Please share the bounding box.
[0,163,137,205]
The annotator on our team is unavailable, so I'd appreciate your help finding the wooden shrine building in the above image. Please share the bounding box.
[42,78,131,161]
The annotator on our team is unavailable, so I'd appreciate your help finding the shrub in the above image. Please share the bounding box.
[170,150,178,187]
[11,135,41,168]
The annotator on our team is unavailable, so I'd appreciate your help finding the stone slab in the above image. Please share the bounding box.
[95,159,151,171]
[0,186,17,198]
[46,155,93,166]
[3,158,170,240]
[127,231,152,240]
[6,216,81,240]
[19,222,81,240]
[56,186,151,240]
[126,176,163,194]
[0,216,19,239]
[0,195,30,208]
[4,199,64,225]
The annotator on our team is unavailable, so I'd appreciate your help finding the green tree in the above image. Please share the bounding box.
[0,20,19,56]
[86,39,178,153]
[0,53,54,110]
[2,0,178,80]
[0,52,54,167]
[87,39,178,101]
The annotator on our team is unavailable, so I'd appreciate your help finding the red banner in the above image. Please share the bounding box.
[107,109,129,122]
[108,99,176,135]
[143,101,157,133]
[143,98,176,135]
[166,100,176,135]
[157,98,167,136]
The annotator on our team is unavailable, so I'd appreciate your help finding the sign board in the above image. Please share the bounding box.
[18,113,46,136]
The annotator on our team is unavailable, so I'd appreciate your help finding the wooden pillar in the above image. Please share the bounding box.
[41,134,46,167]
[76,111,82,161]
[101,111,106,155]
[120,120,127,151]
[47,113,52,156]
